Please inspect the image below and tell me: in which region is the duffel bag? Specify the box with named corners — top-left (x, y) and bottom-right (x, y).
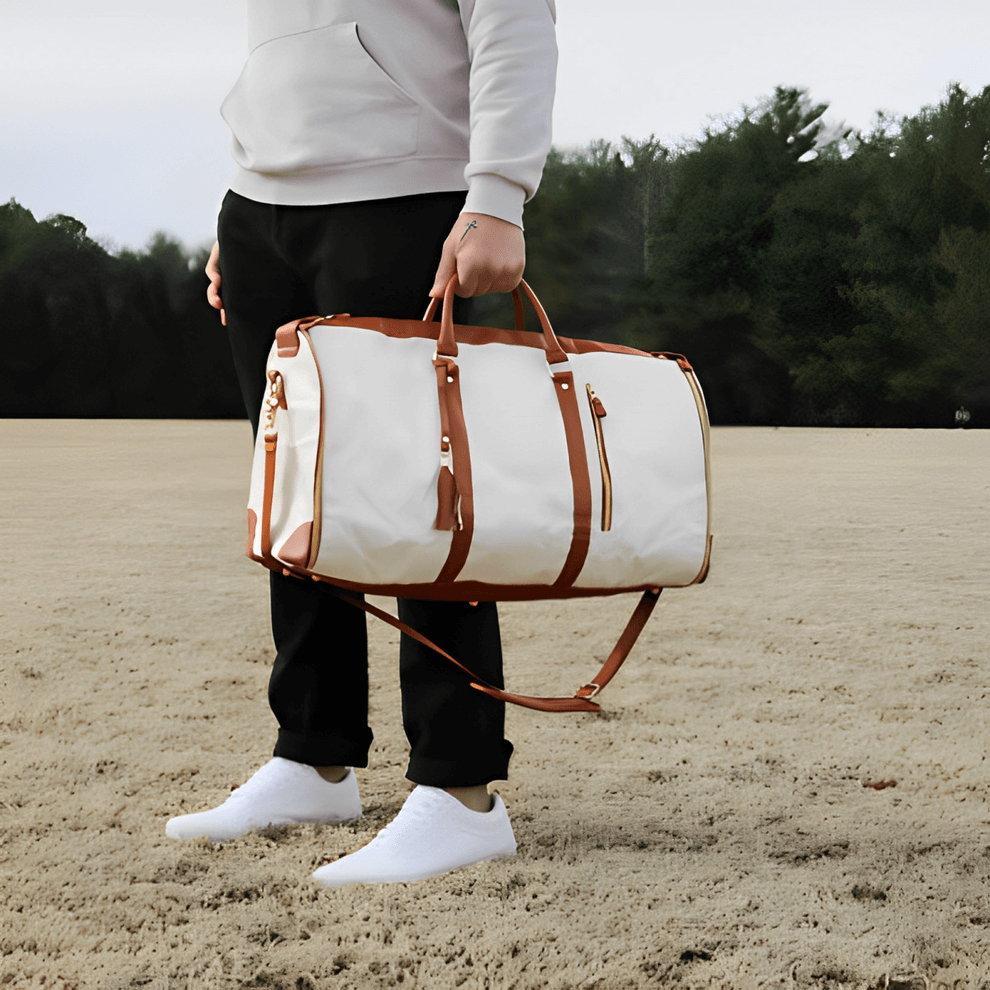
top-left (246, 277), bottom-right (712, 712)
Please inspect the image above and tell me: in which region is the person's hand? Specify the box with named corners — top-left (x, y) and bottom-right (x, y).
top-left (205, 240), bottom-right (226, 325)
top-left (429, 212), bottom-right (525, 298)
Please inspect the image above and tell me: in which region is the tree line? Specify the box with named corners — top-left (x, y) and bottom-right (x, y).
top-left (0, 206), bottom-right (240, 418)
top-left (2, 84), bottom-right (988, 425)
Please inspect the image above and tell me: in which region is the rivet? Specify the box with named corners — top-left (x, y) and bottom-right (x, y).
top-left (442, 436), bottom-right (449, 443)
top-left (447, 376), bottom-right (454, 383)
top-left (561, 382), bottom-right (569, 389)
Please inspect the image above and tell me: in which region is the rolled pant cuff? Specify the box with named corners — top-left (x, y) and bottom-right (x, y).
top-left (406, 742), bottom-right (513, 788)
top-left (273, 728), bottom-right (372, 769)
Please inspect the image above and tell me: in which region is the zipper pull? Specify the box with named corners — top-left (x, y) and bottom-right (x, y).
top-left (264, 371), bottom-right (286, 431)
top-left (586, 384), bottom-right (606, 417)
top-left (585, 383), bottom-right (613, 533)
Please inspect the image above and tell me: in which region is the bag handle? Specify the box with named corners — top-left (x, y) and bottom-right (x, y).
top-left (421, 282), bottom-right (527, 334)
top-left (426, 276), bottom-right (570, 366)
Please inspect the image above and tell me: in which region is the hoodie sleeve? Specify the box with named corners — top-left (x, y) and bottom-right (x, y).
top-left (458, 0), bottom-right (557, 228)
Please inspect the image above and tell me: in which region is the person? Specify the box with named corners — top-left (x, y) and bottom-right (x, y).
top-left (165, 0), bottom-right (558, 887)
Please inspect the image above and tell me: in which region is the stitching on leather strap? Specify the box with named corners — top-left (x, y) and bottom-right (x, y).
top-left (433, 357), bottom-right (474, 583)
top-left (551, 369), bottom-right (592, 588)
top-left (261, 433), bottom-right (277, 561)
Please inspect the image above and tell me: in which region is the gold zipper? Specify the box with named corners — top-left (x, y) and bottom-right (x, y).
top-left (585, 383), bottom-right (612, 532)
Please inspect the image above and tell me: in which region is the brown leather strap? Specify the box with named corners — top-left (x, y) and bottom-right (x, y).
top-left (421, 289), bottom-right (526, 333)
top-left (432, 358), bottom-right (458, 531)
top-left (571, 588), bottom-right (661, 698)
top-left (433, 356), bottom-right (475, 583)
top-left (435, 277), bottom-right (567, 364)
top-left (551, 368), bottom-right (593, 589)
top-left (261, 433), bottom-right (277, 560)
top-left (516, 280), bottom-right (569, 365)
top-left (328, 585), bottom-right (661, 713)
top-left (512, 289), bottom-right (525, 334)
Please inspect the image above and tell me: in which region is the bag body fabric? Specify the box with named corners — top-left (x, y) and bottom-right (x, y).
top-left (246, 280), bottom-right (711, 710)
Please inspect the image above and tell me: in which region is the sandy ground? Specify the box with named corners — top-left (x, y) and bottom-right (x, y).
top-left (1, 420), bottom-right (989, 990)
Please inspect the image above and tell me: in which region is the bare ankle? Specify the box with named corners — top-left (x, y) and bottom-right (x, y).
top-left (444, 785), bottom-right (493, 813)
top-left (315, 765), bottom-right (349, 784)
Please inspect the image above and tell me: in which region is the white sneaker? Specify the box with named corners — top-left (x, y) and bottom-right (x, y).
top-left (165, 758), bottom-right (361, 841)
top-left (311, 785), bottom-right (516, 887)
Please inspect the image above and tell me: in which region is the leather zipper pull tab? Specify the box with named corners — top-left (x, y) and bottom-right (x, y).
top-left (592, 396), bottom-right (607, 418)
top-left (434, 444), bottom-right (460, 531)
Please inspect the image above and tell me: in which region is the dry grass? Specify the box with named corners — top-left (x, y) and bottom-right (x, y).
top-left (1, 421), bottom-right (989, 989)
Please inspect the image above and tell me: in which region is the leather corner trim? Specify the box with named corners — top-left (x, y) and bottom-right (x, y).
top-left (278, 522), bottom-right (314, 568)
top-left (246, 508), bottom-right (259, 560)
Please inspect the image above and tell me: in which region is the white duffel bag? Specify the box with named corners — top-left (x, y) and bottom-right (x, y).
top-left (246, 278), bottom-right (712, 711)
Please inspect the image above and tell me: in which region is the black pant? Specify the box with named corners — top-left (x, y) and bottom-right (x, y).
top-left (218, 189), bottom-right (513, 786)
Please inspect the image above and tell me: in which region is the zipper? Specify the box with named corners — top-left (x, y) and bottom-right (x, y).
top-left (585, 383), bottom-right (612, 532)
top-left (260, 370), bottom-right (287, 562)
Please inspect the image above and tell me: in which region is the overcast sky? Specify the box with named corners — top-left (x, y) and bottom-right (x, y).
top-left (1, 0), bottom-right (987, 252)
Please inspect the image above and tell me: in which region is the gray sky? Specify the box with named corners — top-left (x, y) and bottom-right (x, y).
top-left (1, 0), bottom-right (987, 252)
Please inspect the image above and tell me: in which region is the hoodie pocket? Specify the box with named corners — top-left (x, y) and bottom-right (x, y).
top-left (221, 21), bottom-right (420, 173)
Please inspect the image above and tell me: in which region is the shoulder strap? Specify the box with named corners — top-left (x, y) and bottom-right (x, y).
top-left (331, 587), bottom-right (662, 713)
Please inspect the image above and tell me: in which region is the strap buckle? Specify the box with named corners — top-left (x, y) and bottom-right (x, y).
top-left (574, 682), bottom-right (602, 700)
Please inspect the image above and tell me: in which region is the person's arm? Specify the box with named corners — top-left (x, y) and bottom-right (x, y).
top-left (429, 212), bottom-right (525, 297)
top-left (430, 0), bottom-right (556, 298)
top-left (205, 240), bottom-right (226, 324)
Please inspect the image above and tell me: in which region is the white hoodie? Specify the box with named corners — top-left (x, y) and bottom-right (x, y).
top-left (221, 0), bottom-right (557, 228)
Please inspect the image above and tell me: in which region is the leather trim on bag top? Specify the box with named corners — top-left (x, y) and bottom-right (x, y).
top-left (301, 315), bottom-right (656, 359)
